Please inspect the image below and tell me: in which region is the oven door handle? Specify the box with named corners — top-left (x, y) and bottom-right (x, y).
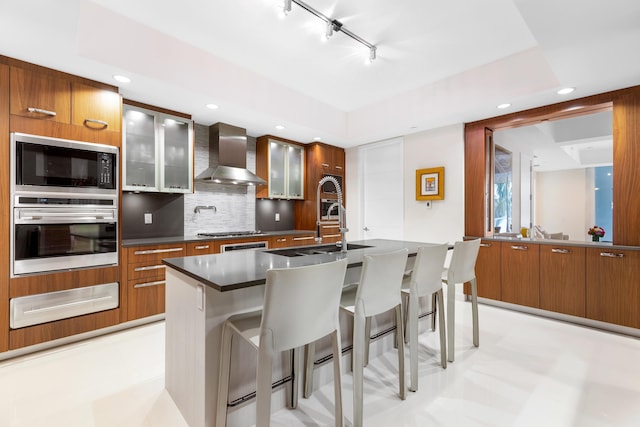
top-left (16, 210), bottom-right (116, 223)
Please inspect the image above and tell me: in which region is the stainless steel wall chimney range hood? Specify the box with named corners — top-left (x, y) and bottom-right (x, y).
top-left (195, 122), bottom-right (267, 186)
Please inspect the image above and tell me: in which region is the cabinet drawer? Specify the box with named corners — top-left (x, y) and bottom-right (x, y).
top-left (290, 234), bottom-right (316, 246)
top-left (187, 241), bottom-right (218, 256)
top-left (127, 261), bottom-right (167, 281)
top-left (127, 279), bottom-right (165, 320)
top-left (127, 244), bottom-right (186, 263)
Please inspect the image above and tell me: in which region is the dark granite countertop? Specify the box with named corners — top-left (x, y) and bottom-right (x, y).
top-left (466, 235), bottom-right (640, 250)
top-left (122, 230), bottom-right (316, 247)
top-left (162, 239), bottom-right (439, 292)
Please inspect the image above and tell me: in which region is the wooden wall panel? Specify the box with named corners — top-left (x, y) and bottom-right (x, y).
top-left (0, 62), bottom-right (9, 352)
top-left (464, 125), bottom-right (487, 237)
top-left (464, 85), bottom-right (640, 247)
top-left (612, 87), bottom-right (640, 246)
top-left (9, 266), bottom-right (120, 298)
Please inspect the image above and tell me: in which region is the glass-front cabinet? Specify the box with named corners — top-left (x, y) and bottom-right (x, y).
top-left (266, 139), bottom-right (304, 199)
top-left (123, 104), bottom-right (193, 193)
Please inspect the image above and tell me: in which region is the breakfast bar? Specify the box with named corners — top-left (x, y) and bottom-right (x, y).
top-left (162, 239), bottom-right (438, 427)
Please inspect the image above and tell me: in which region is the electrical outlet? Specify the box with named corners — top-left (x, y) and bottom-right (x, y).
top-left (144, 213), bottom-right (153, 224)
top-left (425, 201), bottom-right (432, 209)
top-left (275, 213), bottom-right (280, 222)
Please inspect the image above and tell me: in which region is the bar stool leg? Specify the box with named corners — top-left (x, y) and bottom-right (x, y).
top-left (437, 289), bottom-right (447, 369)
top-left (303, 343), bottom-right (315, 398)
top-left (394, 305), bottom-right (406, 400)
top-left (216, 322), bottom-right (234, 427)
top-left (331, 329), bottom-right (344, 427)
top-left (471, 278), bottom-right (479, 347)
top-left (447, 281), bottom-right (456, 363)
top-left (256, 331), bottom-right (274, 427)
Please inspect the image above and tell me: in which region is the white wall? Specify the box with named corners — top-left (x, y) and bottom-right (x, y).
top-left (346, 124), bottom-right (465, 244)
top-left (535, 168), bottom-right (594, 241)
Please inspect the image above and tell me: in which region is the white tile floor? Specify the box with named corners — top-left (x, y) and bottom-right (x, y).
top-left (1, 297), bottom-right (640, 427)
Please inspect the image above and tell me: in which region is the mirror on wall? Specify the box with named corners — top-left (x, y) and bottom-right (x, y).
top-left (493, 109), bottom-right (613, 242)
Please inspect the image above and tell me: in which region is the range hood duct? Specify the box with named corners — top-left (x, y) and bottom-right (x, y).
top-left (195, 122), bottom-right (266, 186)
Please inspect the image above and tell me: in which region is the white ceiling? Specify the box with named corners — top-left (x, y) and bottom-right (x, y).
top-left (1, 0), bottom-right (639, 148)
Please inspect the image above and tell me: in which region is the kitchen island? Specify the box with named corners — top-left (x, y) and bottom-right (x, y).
top-left (162, 239), bottom-right (440, 427)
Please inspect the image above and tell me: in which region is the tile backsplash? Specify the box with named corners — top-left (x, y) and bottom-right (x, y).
top-left (183, 123), bottom-right (257, 236)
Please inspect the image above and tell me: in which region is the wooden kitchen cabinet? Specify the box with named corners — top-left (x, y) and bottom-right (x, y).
top-left (9, 62), bottom-right (122, 145)
top-left (540, 244), bottom-right (586, 317)
top-left (465, 240), bottom-right (501, 300)
top-left (256, 136), bottom-right (305, 199)
top-left (500, 242), bottom-right (540, 308)
top-left (122, 102), bottom-right (194, 193)
top-left (270, 233), bottom-right (316, 248)
top-left (316, 142), bottom-right (345, 174)
top-left (187, 240), bottom-right (218, 256)
top-left (585, 247), bottom-right (640, 328)
top-left (123, 243), bottom-right (186, 321)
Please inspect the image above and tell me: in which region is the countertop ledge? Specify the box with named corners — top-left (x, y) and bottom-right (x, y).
top-left (466, 236), bottom-right (640, 250)
top-left (122, 230), bottom-right (316, 247)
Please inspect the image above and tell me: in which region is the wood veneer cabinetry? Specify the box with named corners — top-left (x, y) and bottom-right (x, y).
top-left (8, 60), bottom-right (122, 146)
top-left (500, 242), bottom-right (540, 308)
top-left (585, 247), bottom-right (640, 328)
top-left (0, 62), bottom-right (9, 353)
top-left (270, 233), bottom-right (316, 248)
top-left (539, 245), bottom-right (586, 317)
top-left (467, 240), bottom-right (501, 300)
top-left (123, 243), bottom-right (186, 321)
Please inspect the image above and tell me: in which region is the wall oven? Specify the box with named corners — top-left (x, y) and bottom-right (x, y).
top-left (321, 198), bottom-right (340, 220)
top-left (321, 173), bottom-right (343, 194)
top-left (10, 133), bottom-right (119, 277)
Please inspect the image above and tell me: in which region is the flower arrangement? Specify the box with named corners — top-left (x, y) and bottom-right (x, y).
top-left (588, 226), bottom-right (605, 241)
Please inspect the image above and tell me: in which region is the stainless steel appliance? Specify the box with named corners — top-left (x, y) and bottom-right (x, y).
top-left (321, 198), bottom-right (340, 220)
top-left (12, 132), bottom-right (117, 197)
top-left (220, 241), bottom-right (269, 252)
top-left (10, 133), bottom-right (119, 276)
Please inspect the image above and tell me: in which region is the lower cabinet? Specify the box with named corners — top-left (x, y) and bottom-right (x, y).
top-left (585, 247), bottom-right (640, 329)
top-left (124, 243), bottom-right (186, 321)
top-left (271, 233), bottom-right (316, 248)
top-left (318, 222), bottom-right (342, 244)
top-left (540, 245), bottom-right (586, 317)
top-left (501, 242), bottom-right (540, 308)
top-left (470, 240), bottom-right (501, 300)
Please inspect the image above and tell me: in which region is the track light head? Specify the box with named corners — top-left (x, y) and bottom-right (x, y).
top-left (283, 0), bottom-right (292, 15)
top-left (368, 46), bottom-right (377, 63)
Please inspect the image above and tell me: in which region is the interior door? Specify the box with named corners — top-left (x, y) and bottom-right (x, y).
top-left (360, 138), bottom-right (404, 240)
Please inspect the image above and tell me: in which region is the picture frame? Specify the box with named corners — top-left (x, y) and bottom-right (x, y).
top-left (416, 167), bottom-right (444, 201)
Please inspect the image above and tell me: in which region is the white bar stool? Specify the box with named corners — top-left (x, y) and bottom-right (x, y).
top-left (442, 238), bottom-right (481, 362)
top-left (337, 249), bottom-right (409, 427)
top-left (216, 258), bottom-right (348, 427)
top-left (401, 243), bottom-right (449, 392)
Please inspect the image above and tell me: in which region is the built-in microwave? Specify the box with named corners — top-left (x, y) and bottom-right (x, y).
top-left (321, 173), bottom-right (343, 194)
top-left (11, 133), bottom-right (118, 203)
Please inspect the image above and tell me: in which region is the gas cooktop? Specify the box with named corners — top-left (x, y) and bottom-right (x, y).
top-left (197, 230), bottom-right (264, 238)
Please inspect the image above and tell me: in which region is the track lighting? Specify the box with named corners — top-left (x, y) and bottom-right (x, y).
top-left (282, 0), bottom-right (377, 63)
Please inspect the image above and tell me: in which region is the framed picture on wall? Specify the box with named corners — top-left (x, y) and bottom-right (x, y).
top-left (416, 167), bottom-right (444, 200)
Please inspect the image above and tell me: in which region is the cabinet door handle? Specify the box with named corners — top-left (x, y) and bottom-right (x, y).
top-left (480, 243), bottom-right (492, 247)
top-left (133, 280), bottom-right (166, 289)
top-left (134, 247), bottom-right (184, 255)
top-left (600, 252), bottom-right (624, 258)
top-left (511, 245), bottom-right (529, 250)
top-left (134, 264), bottom-right (166, 272)
top-left (84, 118), bottom-right (109, 128)
top-left (551, 248), bottom-right (572, 254)
top-left (324, 234), bottom-right (341, 238)
top-left (276, 238), bottom-right (287, 242)
top-left (293, 236), bottom-right (314, 241)
top-left (321, 163), bottom-right (330, 168)
top-left (193, 245), bottom-right (210, 250)
top-left (27, 107), bottom-right (56, 117)
top-left (335, 165), bottom-right (343, 170)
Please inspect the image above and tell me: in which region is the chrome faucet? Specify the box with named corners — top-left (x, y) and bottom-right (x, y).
top-left (317, 176), bottom-right (348, 253)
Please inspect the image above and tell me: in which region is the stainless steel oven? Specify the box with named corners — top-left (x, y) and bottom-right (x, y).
top-left (12, 207), bottom-right (118, 276)
top-left (321, 198), bottom-right (340, 220)
top-left (10, 132), bottom-right (119, 276)
top-left (220, 241), bottom-right (269, 252)
top-left (321, 174), bottom-right (343, 194)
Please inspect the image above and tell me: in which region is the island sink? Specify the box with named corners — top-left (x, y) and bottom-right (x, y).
top-left (266, 243), bottom-right (373, 257)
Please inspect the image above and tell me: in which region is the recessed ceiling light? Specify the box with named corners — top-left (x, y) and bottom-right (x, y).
top-left (557, 87), bottom-right (575, 95)
top-left (313, 137), bottom-right (322, 141)
top-left (275, 125), bottom-right (285, 130)
top-left (206, 103), bottom-right (219, 110)
top-left (497, 103), bottom-right (511, 109)
top-left (113, 75), bottom-right (131, 83)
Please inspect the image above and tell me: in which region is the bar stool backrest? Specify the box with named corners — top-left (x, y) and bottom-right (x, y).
top-left (447, 239), bottom-right (481, 284)
top-left (261, 258), bottom-right (348, 352)
top-left (355, 249), bottom-right (409, 317)
top-left (410, 244), bottom-right (449, 297)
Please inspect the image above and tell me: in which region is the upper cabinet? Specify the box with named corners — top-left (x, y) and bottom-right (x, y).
top-left (256, 136), bottom-right (305, 199)
top-left (318, 143), bottom-right (345, 174)
top-left (9, 64), bottom-right (121, 145)
top-left (122, 103), bottom-right (193, 193)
